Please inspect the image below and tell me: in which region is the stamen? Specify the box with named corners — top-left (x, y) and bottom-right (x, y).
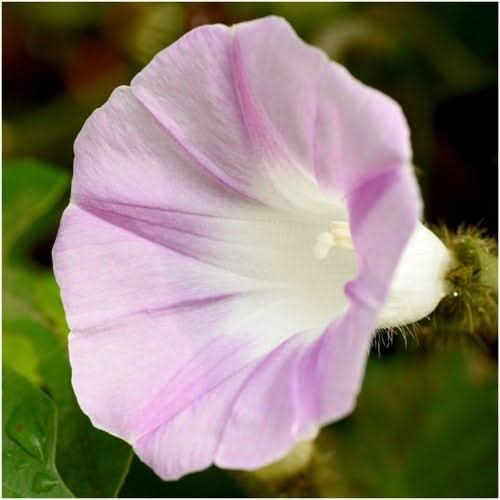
top-left (330, 221), bottom-right (354, 250)
top-left (313, 232), bottom-right (335, 259)
top-left (313, 221), bottom-right (354, 259)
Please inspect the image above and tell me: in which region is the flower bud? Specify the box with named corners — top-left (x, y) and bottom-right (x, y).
top-left (252, 440), bottom-right (315, 481)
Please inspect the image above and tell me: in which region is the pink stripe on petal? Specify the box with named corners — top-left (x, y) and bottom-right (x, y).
top-left (232, 17), bottom-right (326, 176)
top-left (53, 205), bottom-right (265, 330)
top-left (134, 364), bottom-right (259, 480)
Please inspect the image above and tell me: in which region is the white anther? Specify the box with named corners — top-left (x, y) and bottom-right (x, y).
top-left (313, 232), bottom-right (335, 259)
top-left (330, 221), bottom-right (354, 250)
top-left (313, 221), bottom-right (354, 259)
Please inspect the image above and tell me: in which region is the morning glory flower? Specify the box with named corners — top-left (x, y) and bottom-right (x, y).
top-left (53, 17), bottom-right (451, 480)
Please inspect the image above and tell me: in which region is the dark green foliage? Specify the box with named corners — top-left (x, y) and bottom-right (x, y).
top-left (3, 366), bottom-right (73, 498)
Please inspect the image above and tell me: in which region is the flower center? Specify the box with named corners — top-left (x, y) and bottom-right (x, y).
top-left (313, 221), bottom-right (354, 259)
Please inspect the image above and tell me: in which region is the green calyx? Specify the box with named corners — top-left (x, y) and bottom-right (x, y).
top-left (426, 225), bottom-right (497, 344)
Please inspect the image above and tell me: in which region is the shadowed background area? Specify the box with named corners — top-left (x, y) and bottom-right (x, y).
top-left (3, 2), bottom-right (498, 498)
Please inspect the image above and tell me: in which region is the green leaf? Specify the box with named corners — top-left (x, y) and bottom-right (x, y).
top-left (35, 273), bottom-right (70, 335)
top-left (2, 158), bottom-right (69, 263)
top-left (2, 366), bottom-right (73, 497)
top-left (2, 333), bottom-right (42, 386)
top-left (3, 267), bottom-right (67, 346)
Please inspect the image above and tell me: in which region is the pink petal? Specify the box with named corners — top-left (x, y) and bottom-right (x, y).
top-left (53, 16), bottom-right (422, 480)
top-left (130, 23), bottom-right (275, 205)
top-left (134, 363), bottom-right (258, 480)
top-left (55, 206), bottom-right (317, 440)
top-left (54, 205), bottom-right (263, 330)
top-left (314, 60), bottom-right (412, 194)
top-left (72, 86), bottom-right (253, 216)
top-left (223, 16), bottom-right (412, 194)
top-left (229, 17), bottom-right (325, 173)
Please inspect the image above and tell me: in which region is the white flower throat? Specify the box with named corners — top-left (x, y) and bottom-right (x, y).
top-left (217, 173), bottom-right (452, 335)
top-left (309, 217), bottom-right (452, 328)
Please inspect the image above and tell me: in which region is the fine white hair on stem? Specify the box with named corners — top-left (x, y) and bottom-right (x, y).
top-left (372, 320), bottom-right (422, 356)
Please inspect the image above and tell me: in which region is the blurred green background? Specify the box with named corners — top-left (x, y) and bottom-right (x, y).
top-left (2, 2), bottom-right (498, 498)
